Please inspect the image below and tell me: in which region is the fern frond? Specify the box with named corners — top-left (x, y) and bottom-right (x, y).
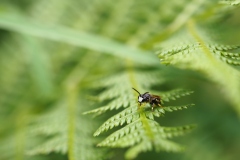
top-left (84, 72), bottom-right (193, 117)
top-left (27, 51), bottom-right (107, 160)
top-left (96, 109), bottom-right (194, 159)
top-left (2, 0), bottom-right (235, 160)
top-left (27, 98), bottom-right (105, 160)
top-left (86, 69), bottom-right (195, 159)
top-left (156, 20), bottom-right (240, 114)
top-left (0, 109), bottom-right (34, 160)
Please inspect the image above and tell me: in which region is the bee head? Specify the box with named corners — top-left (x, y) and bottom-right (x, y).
top-left (132, 88), bottom-right (149, 103)
top-left (138, 95), bottom-right (144, 102)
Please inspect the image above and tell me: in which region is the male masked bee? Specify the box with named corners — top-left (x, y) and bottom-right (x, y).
top-left (132, 88), bottom-right (162, 111)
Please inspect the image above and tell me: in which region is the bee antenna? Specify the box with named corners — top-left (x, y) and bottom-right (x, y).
top-left (132, 88), bottom-right (141, 95)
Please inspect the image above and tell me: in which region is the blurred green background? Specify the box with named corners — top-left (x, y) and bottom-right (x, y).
top-left (0, 0), bottom-right (240, 160)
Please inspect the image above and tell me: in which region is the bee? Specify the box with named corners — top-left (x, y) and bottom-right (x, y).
top-left (132, 88), bottom-right (162, 111)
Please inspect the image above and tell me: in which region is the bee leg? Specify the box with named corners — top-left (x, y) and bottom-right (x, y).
top-left (158, 103), bottom-right (163, 108)
top-left (155, 101), bottom-right (162, 108)
top-left (138, 102), bottom-right (141, 109)
top-left (150, 103), bottom-right (154, 111)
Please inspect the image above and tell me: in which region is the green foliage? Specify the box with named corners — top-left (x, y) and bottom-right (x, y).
top-left (156, 21), bottom-right (240, 114)
top-left (220, 0), bottom-right (240, 6)
top-left (84, 69), bottom-right (195, 159)
top-left (0, 0), bottom-right (240, 160)
top-left (27, 99), bottom-right (105, 160)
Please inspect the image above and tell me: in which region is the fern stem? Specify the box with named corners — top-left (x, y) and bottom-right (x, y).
top-left (139, 109), bottom-right (155, 140)
top-left (126, 59), bottom-right (155, 141)
top-left (187, 20), bottom-right (223, 68)
top-left (64, 52), bottom-right (101, 160)
top-left (15, 109), bottom-right (28, 160)
top-left (66, 89), bottom-right (77, 160)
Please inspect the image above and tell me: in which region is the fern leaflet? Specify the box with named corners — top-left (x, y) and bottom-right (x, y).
top-left (220, 0), bottom-right (240, 6)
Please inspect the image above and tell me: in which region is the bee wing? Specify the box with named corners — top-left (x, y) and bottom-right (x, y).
top-left (151, 95), bottom-right (161, 99)
top-left (151, 95), bottom-right (161, 101)
top-left (151, 95), bottom-right (162, 106)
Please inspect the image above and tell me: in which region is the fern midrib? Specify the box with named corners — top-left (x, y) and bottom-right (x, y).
top-left (66, 89), bottom-right (77, 160)
top-left (139, 110), bottom-right (155, 140)
top-left (126, 60), bottom-right (155, 141)
top-left (65, 52), bottom-right (101, 160)
top-left (187, 19), bottom-right (240, 114)
top-left (15, 109), bottom-right (29, 160)
top-left (187, 20), bottom-right (222, 67)
top-left (187, 20), bottom-right (239, 81)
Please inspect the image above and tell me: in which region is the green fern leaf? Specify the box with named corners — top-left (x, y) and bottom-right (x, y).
top-left (27, 98), bottom-right (106, 160)
top-left (160, 89), bottom-right (194, 102)
top-left (93, 105), bottom-right (139, 136)
top-left (208, 44), bottom-right (240, 51)
top-left (26, 52), bottom-right (107, 160)
top-left (84, 71), bottom-right (163, 116)
top-left (164, 104), bottom-right (195, 112)
top-left (86, 69), bottom-right (195, 159)
top-left (156, 20), bottom-right (240, 114)
top-left (2, 0), bottom-right (237, 160)
top-left (125, 139), bottom-right (183, 160)
top-left (96, 109), bottom-right (194, 159)
top-left (161, 125), bottom-right (197, 138)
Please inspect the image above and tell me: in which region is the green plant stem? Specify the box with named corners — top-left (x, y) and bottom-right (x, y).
top-left (66, 88), bottom-right (77, 160)
top-left (15, 109), bottom-right (29, 160)
top-left (64, 52), bottom-right (100, 160)
top-left (126, 59), bottom-right (155, 141)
